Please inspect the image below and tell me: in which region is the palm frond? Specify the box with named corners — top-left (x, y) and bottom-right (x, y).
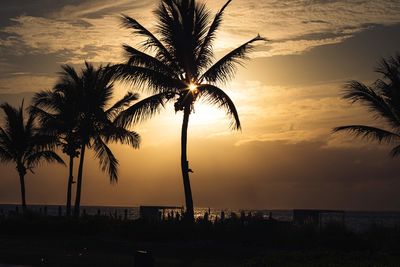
top-left (115, 92), bottom-right (172, 128)
top-left (113, 64), bottom-right (185, 94)
top-left (105, 92), bottom-right (140, 121)
top-left (198, 84), bottom-right (241, 130)
top-left (93, 137), bottom-right (118, 183)
top-left (121, 14), bottom-right (175, 67)
top-left (30, 133), bottom-right (60, 151)
top-left (123, 45), bottom-right (178, 77)
top-left (343, 81), bottom-right (400, 128)
top-left (196, 0), bottom-right (232, 71)
top-left (0, 145), bottom-right (13, 163)
top-left (390, 144), bottom-right (400, 157)
top-left (199, 35), bottom-right (266, 84)
top-left (0, 127), bottom-right (15, 160)
top-left (31, 90), bottom-right (60, 112)
top-left (25, 150), bottom-right (65, 169)
top-left (29, 106), bottom-right (57, 128)
top-left (58, 64), bottom-right (81, 86)
top-left (103, 125), bottom-right (140, 149)
top-left (0, 102), bottom-right (22, 137)
top-left (375, 54), bottom-right (400, 85)
top-left (332, 125), bottom-right (400, 144)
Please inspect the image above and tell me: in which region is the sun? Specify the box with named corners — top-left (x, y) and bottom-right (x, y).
top-left (188, 83), bottom-right (197, 92)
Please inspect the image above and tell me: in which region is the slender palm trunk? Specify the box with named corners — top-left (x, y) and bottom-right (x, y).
top-left (181, 106), bottom-right (194, 223)
top-left (18, 172), bottom-right (27, 213)
top-left (66, 155), bottom-right (74, 216)
top-left (74, 145), bottom-right (86, 217)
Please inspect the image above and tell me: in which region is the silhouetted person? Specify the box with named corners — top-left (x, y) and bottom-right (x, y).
top-left (124, 209), bottom-right (128, 220)
top-left (204, 212), bottom-right (209, 222)
top-left (221, 211), bottom-right (225, 221)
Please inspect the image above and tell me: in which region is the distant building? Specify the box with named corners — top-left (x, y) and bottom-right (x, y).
top-left (293, 209), bottom-right (345, 227)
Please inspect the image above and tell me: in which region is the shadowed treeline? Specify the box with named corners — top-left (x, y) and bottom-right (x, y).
top-left (0, 210), bottom-right (400, 266)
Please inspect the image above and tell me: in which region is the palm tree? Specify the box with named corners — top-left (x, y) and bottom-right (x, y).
top-left (114, 0), bottom-right (265, 222)
top-left (333, 54), bottom-right (400, 156)
top-left (72, 62), bottom-right (141, 217)
top-left (0, 101), bottom-right (65, 212)
top-left (29, 65), bottom-right (83, 216)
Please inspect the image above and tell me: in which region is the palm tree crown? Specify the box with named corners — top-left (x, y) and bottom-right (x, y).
top-left (115, 0), bottom-right (265, 127)
top-left (72, 62), bottom-right (141, 216)
top-left (0, 101), bottom-right (64, 210)
top-left (30, 65), bottom-right (84, 216)
top-left (114, 0), bottom-right (265, 221)
top-left (333, 54), bottom-right (400, 156)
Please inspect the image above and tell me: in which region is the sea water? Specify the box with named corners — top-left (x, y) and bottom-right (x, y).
top-left (1, 204), bottom-right (399, 232)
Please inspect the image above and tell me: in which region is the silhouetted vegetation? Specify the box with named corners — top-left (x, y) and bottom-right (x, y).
top-left (30, 65), bottom-right (84, 216)
top-left (0, 102), bottom-right (65, 211)
top-left (334, 53), bottom-right (400, 155)
top-left (113, 0), bottom-right (265, 223)
top-left (31, 62), bottom-right (141, 217)
top-left (0, 214), bottom-right (399, 266)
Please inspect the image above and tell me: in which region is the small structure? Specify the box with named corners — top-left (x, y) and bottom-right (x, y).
top-left (139, 206), bottom-right (183, 223)
top-left (293, 209), bottom-right (345, 227)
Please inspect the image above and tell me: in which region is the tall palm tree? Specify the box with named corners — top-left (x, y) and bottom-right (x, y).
top-left (73, 62), bottom-right (141, 217)
top-left (114, 0), bottom-right (265, 222)
top-left (0, 101), bottom-right (65, 212)
top-left (30, 65), bottom-right (83, 216)
top-left (333, 54), bottom-right (400, 156)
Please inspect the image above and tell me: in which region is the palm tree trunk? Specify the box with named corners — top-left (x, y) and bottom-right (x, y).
top-left (181, 106), bottom-right (194, 223)
top-left (18, 172), bottom-right (27, 213)
top-left (74, 145), bottom-right (86, 217)
top-left (66, 155), bottom-right (74, 216)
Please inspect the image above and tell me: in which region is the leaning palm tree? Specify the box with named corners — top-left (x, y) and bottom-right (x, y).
top-left (114, 0), bottom-right (265, 222)
top-left (0, 101), bottom-right (65, 212)
top-left (30, 65), bottom-right (83, 216)
top-left (73, 62), bottom-right (141, 217)
top-left (333, 54), bottom-right (400, 156)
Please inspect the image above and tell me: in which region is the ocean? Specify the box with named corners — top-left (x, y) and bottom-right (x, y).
top-left (1, 204), bottom-right (399, 232)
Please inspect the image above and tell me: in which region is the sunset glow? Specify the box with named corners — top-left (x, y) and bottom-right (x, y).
top-left (188, 83), bottom-right (198, 93)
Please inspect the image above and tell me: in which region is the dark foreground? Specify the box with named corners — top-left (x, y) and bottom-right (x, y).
top-left (0, 215), bottom-right (399, 267)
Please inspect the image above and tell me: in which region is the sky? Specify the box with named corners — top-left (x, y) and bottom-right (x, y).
top-left (1, 0), bottom-right (400, 210)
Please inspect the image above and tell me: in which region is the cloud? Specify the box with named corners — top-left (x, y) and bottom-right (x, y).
top-left (1, 0), bottom-right (400, 68)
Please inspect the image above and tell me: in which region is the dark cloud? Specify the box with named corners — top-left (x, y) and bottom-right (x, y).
top-left (0, 0), bottom-right (83, 27)
top-left (302, 20), bottom-right (330, 25)
top-left (239, 23), bottom-right (400, 86)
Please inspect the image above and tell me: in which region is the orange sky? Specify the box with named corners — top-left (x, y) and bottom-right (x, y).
top-left (1, 0), bottom-right (400, 210)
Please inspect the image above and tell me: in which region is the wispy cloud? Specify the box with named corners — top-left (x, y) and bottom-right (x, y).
top-left (1, 0), bottom-right (400, 66)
